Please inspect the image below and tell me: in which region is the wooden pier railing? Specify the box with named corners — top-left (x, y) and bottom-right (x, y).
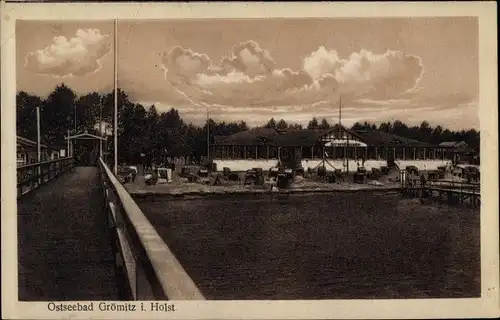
top-left (400, 174), bottom-right (481, 207)
top-left (98, 158), bottom-right (205, 300)
top-left (17, 157), bottom-right (74, 198)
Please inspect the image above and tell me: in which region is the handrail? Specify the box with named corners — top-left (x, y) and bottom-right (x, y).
top-left (98, 158), bottom-right (205, 300)
top-left (427, 180), bottom-right (481, 189)
top-left (17, 157), bottom-right (74, 198)
top-left (17, 157), bottom-right (71, 169)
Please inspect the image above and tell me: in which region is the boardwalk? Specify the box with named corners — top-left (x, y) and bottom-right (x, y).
top-left (17, 167), bottom-right (119, 301)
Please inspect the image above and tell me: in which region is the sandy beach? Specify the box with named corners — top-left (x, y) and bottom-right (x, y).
top-left (125, 173), bottom-right (402, 199)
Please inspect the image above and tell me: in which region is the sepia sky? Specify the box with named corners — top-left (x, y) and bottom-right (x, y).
top-left (16, 17), bottom-right (479, 129)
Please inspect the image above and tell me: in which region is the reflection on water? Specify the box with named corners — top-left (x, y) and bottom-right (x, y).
top-left (137, 192), bottom-right (480, 300)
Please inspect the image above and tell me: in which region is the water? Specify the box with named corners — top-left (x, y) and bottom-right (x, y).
top-left (136, 192), bottom-right (480, 300)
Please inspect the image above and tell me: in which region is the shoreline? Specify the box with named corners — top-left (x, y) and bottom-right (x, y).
top-left (128, 184), bottom-right (403, 200)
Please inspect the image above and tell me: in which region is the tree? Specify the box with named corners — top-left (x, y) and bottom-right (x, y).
top-left (16, 91), bottom-right (42, 140)
top-left (431, 125), bottom-right (443, 144)
top-left (351, 122), bottom-right (363, 130)
top-left (307, 117), bottom-right (319, 129)
top-left (15, 86), bottom-right (481, 163)
top-left (276, 119), bottom-right (288, 129)
top-left (288, 123), bottom-right (303, 130)
top-left (42, 83), bottom-right (77, 146)
top-left (319, 118), bottom-right (331, 129)
top-left (392, 120), bottom-right (408, 136)
top-left (75, 92), bottom-right (102, 134)
top-left (378, 121), bottom-right (392, 133)
top-left (264, 118), bottom-right (277, 128)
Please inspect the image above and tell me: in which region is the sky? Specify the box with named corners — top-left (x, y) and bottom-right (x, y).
top-left (16, 17), bottom-right (479, 130)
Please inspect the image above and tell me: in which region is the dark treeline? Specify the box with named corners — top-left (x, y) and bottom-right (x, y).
top-left (17, 84), bottom-right (480, 163)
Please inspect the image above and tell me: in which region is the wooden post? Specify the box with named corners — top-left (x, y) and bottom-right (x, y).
top-left (424, 148), bottom-right (426, 160)
top-left (402, 147), bottom-right (405, 160)
top-left (413, 148), bottom-right (416, 160)
top-left (375, 147), bottom-right (378, 159)
top-left (255, 146), bottom-right (258, 159)
top-left (113, 19), bottom-right (118, 175)
top-left (36, 106), bottom-right (41, 163)
top-left (311, 146), bottom-right (314, 159)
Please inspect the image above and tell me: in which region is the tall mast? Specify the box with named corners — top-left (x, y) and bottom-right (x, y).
top-left (206, 108), bottom-right (210, 159)
top-left (99, 101), bottom-right (103, 158)
top-left (113, 19), bottom-right (118, 174)
top-left (338, 95), bottom-right (342, 138)
top-left (37, 106), bottom-right (41, 163)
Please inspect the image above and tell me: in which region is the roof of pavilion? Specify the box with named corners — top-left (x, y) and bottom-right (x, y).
top-left (214, 128), bottom-right (335, 147)
top-left (214, 127), bottom-right (435, 148)
top-left (348, 129), bottom-right (434, 147)
top-left (17, 136), bottom-right (47, 148)
top-left (65, 130), bottom-right (106, 141)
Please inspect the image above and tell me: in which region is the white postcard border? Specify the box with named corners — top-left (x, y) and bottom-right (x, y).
top-left (1, 2), bottom-right (498, 319)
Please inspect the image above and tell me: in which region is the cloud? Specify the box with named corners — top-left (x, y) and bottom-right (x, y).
top-left (303, 47), bottom-right (424, 98)
top-left (24, 29), bottom-right (111, 77)
top-left (130, 40), bottom-right (475, 129)
top-left (159, 41), bottom-right (424, 110)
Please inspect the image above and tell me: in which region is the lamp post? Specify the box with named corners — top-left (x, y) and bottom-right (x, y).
top-left (113, 18), bottom-right (118, 175)
top-left (99, 102), bottom-right (103, 158)
top-left (206, 108), bottom-right (210, 160)
top-left (36, 106), bottom-right (41, 163)
top-left (36, 105), bottom-right (42, 185)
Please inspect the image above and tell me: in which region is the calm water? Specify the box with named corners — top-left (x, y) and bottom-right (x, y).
top-left (136, 192), bottom-right (480, 300)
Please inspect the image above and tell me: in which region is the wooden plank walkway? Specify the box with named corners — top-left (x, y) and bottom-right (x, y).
top-left (17, 167), bottom-right (119, 301)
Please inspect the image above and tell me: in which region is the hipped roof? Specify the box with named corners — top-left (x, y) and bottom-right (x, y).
top-left (348, 129), bottom-right (434, 147)
top-left (214, 128), bottom-right (334, 147)
top-left (214, 128), bottom-right (434, 148)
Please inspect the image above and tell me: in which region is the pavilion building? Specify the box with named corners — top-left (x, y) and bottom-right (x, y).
top-left (211, 127), bottom-right (456, 173)
top-left (16, 136), bottom-right (65, 166)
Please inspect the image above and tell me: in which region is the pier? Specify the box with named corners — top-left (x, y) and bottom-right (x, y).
top-left (17, 157), bottom-right (205, 301)
top-left (402, 177), bottom-right (480, 207)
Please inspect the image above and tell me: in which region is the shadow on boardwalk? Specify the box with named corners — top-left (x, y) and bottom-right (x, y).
top-left (17, 167), bottom-right (119, 301)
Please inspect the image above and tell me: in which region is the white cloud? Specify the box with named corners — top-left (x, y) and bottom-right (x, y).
top-left (122, 39), bottom-right (476, 129)
top-left (25, 29), bottom-right (111, 77)
top-left (303, 47), bottom-right (424, 98)
top-left (159, 40), bottom-right (424, 110)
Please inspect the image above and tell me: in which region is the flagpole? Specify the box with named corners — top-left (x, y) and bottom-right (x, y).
top-left (74, 105), bottom-right (77, 134)
top-left (99, 102), bottom-right (103, 158)
top-left (206, 108), bottom-right (210, 160)
top-left (338, 95), bottom-right (342, 138)
top-left (67, 130), bottom-right (70, 157)
top-left (113, 18), bottom-right (118, 175)
top-left (37, 106), bottom-right (41, 163)
top-left (37, 106), bottom-right (41, 184)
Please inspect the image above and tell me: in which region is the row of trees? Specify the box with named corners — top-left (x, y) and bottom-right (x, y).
top-left (17, 84), bottom-right (480, 164)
